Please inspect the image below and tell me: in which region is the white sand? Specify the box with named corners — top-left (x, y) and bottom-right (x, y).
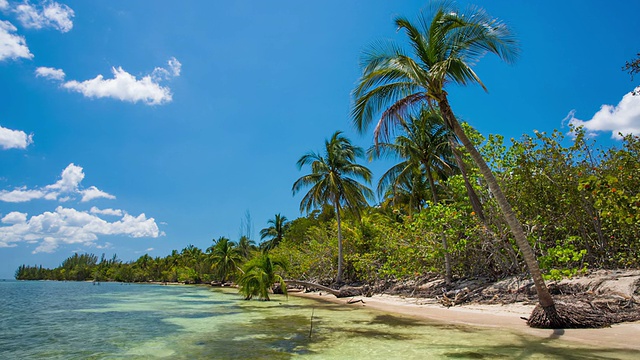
top-left (291, 291), bottom-right (640, 351)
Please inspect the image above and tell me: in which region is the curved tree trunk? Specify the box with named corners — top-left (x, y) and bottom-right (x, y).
top-left (437, 97), bottom-right (557, 322)
top-left (335, 199), bottom-right (344, 284)
top-left (449, 137), bottom-right (486, 222)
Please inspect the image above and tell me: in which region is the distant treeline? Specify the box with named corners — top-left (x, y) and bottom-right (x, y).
top-left (16, 129), bottom-right (640, 284)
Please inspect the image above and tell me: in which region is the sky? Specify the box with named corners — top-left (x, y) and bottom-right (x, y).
top-left (1, 1), bottom-right (638, 279)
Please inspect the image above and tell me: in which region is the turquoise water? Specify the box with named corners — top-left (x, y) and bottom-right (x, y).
top-left (0, 281), bottom-right (636, 359)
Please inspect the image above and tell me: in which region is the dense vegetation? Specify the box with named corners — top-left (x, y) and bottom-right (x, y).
top-left (16, 128), bottom-right (640, 284)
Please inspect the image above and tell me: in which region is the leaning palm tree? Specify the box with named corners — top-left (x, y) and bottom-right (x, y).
top-left (259, 213), bottom-right (290, 251)
top-left (370, 107), bottom-right (457, 283)
top-left (352, 2), bottom-right (596, 328)
top-left (237, 253), bottom-right (288, 301)
top-left (209, 237), bottom-right (242, 283)
top-left (292, 131), bottom-right (374, 283)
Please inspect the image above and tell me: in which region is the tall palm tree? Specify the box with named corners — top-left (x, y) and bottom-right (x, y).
top-left (352, 2), bottom-right (572, 327)
top-left (370, 107), bottom-right (457, 282)
top-left (209, 237), bottom-right (242, 282)
top-left (259, 213), bottom-right (290, 251)
top-left (292, 131), bottom-right (374, 283)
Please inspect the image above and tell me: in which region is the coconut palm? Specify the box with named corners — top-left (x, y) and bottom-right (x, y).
top-left (237, 253), bottom-right (288, 301)
top-left (209, 237), bottom-right (242, 282)
top-left (292, 131), bottom-right (374, 283)
top-left (370, 107), bottom-right (457, 282)
top-left (259, 213), bottom-right (290, 251)
top-left (371, 107), bottom-right (455, 209)
top-left (237, 235), bottom-right (257, 259)
top-left (352, 2), bottom-right (578, 328)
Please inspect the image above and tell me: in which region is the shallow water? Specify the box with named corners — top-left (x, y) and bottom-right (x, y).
top-left (0, 280), bottom-right (635, 359)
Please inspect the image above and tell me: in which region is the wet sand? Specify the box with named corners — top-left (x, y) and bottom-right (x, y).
top-left (291, 291), bottom-right (640, 351)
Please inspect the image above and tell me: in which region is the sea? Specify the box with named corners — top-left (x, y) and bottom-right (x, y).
top-left (0, 280), bottom-right (635, 359)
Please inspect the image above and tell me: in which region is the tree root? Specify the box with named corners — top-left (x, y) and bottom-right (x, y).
top-left (527, 301), bottom-right (611, 329)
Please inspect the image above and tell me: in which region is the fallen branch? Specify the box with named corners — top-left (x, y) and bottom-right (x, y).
top-left (284, 280), bottom-right (340, 296)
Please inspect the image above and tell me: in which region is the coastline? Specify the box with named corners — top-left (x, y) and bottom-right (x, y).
top-left (290, 291), bottom-right (640, 351)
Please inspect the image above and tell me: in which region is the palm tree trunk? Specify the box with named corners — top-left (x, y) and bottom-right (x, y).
top-left (335, 200), bottom-right (344, 284)
top-left (425, 166), bottom-right (452, 285)
top-left (449, 137), bottom-right (486, 222)
top-left (438, 97), bottom-right (555, 311)
top-left (449, 136), bottom-right (520, 272)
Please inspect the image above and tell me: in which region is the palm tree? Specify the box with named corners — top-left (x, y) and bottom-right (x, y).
top-left (378, 167), bottom-right (429, 214)
top-left (370, 107), bottom-right (457, 282)
top-left (371, 108), bottom-right (455, 208)
top-left (352, 2), bottom-right (576, 328)
top-left (259, 213), bottom-right (290, 251)
top-left (237, 253), bottom-right (288, 301)
top-left (237, 235), bottom-right (257, 259)
top-left (292, 131), bottom-right (374, 283)
top-left (209, 237), bottom-right (242, 283)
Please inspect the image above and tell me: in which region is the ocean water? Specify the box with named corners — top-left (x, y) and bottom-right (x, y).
top-left (0, 280), bottom-right (635, 359)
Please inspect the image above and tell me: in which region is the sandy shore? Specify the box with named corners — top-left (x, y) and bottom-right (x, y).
top-left (291, 291), bottom-right (640, 351)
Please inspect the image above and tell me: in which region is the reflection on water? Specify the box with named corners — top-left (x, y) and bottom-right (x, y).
top-left (0, 281), bottom-right (636, 359)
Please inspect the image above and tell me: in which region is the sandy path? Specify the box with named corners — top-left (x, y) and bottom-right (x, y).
top-left (291, 291), bottom-right (640, 351)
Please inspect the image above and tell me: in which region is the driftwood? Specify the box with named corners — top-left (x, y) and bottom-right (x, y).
top-left (284, 280), bottom-right (340, 296)
top-left (284, 280), bottom-right (370, 298)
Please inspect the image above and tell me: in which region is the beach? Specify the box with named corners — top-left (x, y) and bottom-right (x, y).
top-left (291, 291), bottom-right (640, 351)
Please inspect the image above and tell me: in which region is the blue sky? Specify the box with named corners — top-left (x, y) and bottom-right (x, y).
top-left (1, 0), bottom-right (638, 278)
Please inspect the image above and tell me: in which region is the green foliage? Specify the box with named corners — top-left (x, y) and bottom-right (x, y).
top-left (209, 237), bottom-right (242, 282)
top-left (237, 253), bottom-right (288, 301)
top-left (16, 131), bottom-right (640, 287)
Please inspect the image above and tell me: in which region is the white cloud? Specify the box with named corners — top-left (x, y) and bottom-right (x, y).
top-left (152, 57), bottom-right (182, 81)
top-left (0, 20), bottom-right (33, 61)
top-left (81, 186), bottom-right (116, 202)
top-left (0, 163), bottom-right (115, 203)
top-left (14, 1), bottom-right (75, 33)
top-left (35, 66), bottom-right (65, 81)
top-left (0, 206), bottom-right (163, 253)
top-left (0, 0), bottom-right (9, 10)
top-left (90, 207), bottom-right (123, 216)
top-left (2, 211), bottom-right (28, 224)
top-left (567, 86), bottom-right (640, 138)
top-left (64, 66), bottom-right (173, 105)
top-left (0, 124), bottom-right (33, 149)
top-left (45, 163), bottom-right (84, 193)
top-left (0, 188), bottom-right (45, 202)
top-left (168, 57), bottom-right (181, 76)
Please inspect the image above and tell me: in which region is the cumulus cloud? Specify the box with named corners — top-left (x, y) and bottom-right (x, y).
top-left (0, 0), bottom-right (8, 10)
top-left (63, 65), bottom-right (175, 105)
top-left (0, 206), bottom-right (163, 253)
top-left (35, 66), bottom-right (65, 80)
top-left (0, 124), bottom-right (33, 149)
top-left (2, 211), bottom-right (28, 224)
top-left (14, 1), bottom-right (75, 33)
top-left (0, 20), bottom-right (33, 61)
top-left (566, 86), bottom-right (640, 138)
top-left (0, 163), bottom-right (115, 202)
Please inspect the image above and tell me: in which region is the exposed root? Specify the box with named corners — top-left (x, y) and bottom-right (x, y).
top-left (526, 301), bottom-right (611, 329)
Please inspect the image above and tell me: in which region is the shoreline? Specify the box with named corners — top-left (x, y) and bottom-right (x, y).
top-left (290, 291), bottom-right (640, 351)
